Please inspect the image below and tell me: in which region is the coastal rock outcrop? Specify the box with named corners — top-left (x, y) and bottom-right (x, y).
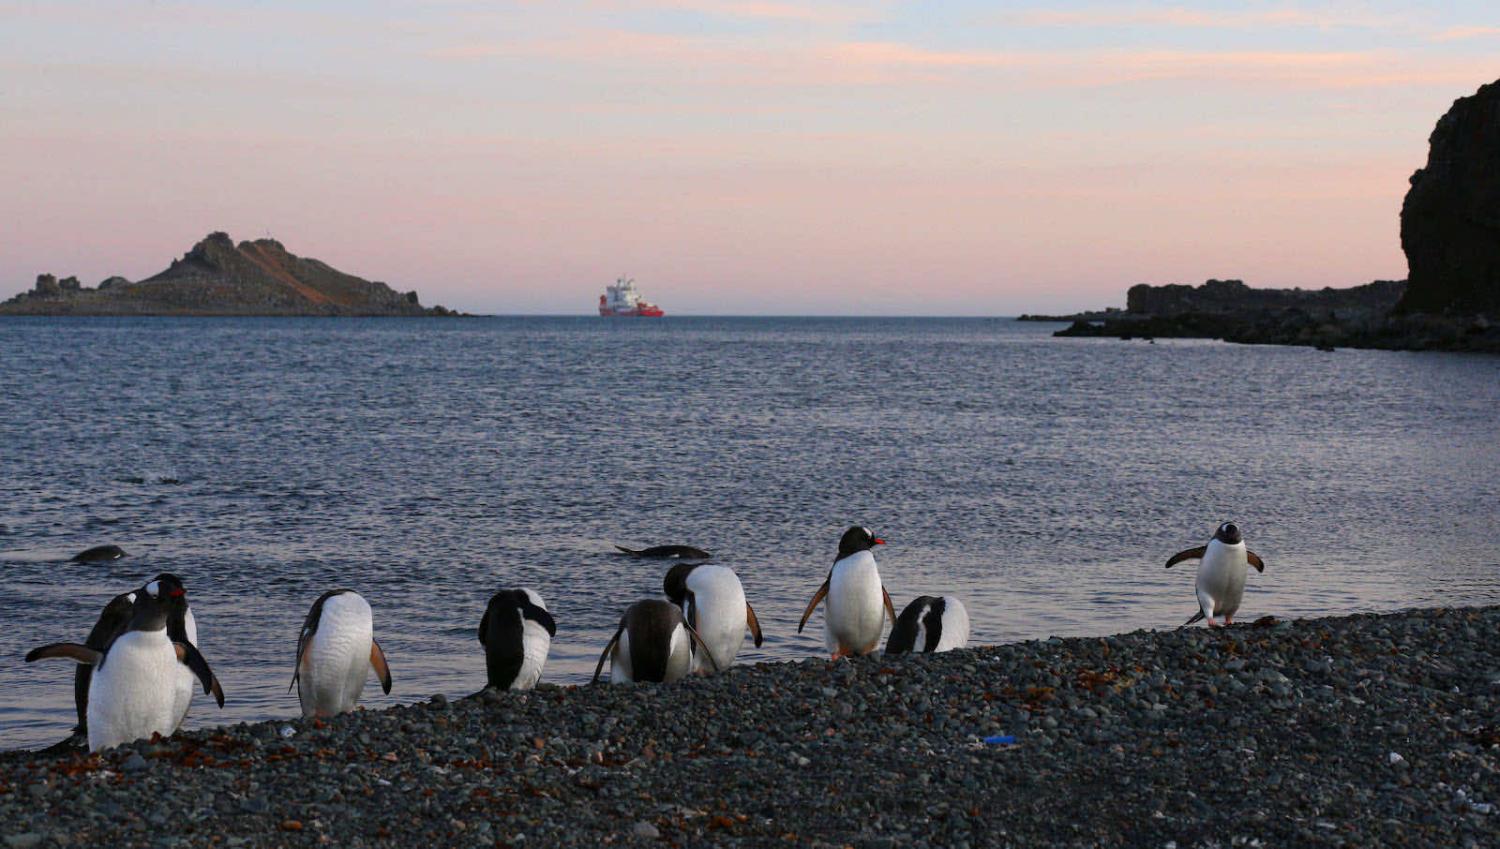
top-left (1399, 80), bottom-right (1500, 317)
top-left (1, 233), bottom-right (459, 317)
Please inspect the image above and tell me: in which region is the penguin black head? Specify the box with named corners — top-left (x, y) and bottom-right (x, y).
top-left (1215, 522), bottom-right (1242, 545)
top-left (837, 526), bottom-right (885, 559)
top-left (662, 562), bottom-right (699, 607)
top-left (128, 581), bottom-right (174, 631)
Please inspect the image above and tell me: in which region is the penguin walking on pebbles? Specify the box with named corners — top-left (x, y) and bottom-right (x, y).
top-left (663, 563), bottom-right (764, 674)
top-left (885, 595), bottom-right (970, 654)
top-left (797, 527), bottom-right (897, 660)
top-left (593, 599), bottom-right (718, 684)
top-left (1166, 522), bottom-right (1266, 627)
top-left (26, 579), bottom-right (224, 752)
top-left (290, 589), bottom-right (393, 717)
top-left (478, 588), bottom-right (556, 690)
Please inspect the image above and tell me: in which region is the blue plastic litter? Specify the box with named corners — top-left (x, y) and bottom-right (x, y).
top-left (983, 735), bottom-right (1017, 745)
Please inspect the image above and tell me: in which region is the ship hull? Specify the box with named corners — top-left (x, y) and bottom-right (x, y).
top-left (598, 306), bottom-right (665, 317)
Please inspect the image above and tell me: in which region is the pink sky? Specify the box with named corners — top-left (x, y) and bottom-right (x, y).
top-left (2, 1), bottom-right (1496, 314)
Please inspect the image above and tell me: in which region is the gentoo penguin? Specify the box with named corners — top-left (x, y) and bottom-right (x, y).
top-left (592, 599), bottom-right (718, 684)
top-left (71, 573), bottom-right (202, 739)
top-left (25, 579), bottom-right (224, 752)
top-left (614, 544), bottom-right (712, 560)
top-left (289, 589), bottom-right (393, 717)
top-left (663, 563), bottom-right (763, 674)
top-left (797, 526), bottom-right (897, 659)
top-left (1166, 522), bottom-right (1266, 627)
top-left (71, 544), bottom-right (126, 563)
top-left (478, 588), bottom-right (556, 690)
top-left (71, 590), bottom-right (137, 739)
top-left (885, 595), bottom-right (970, 654)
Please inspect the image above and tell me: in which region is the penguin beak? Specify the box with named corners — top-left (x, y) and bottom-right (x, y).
top-left (169, 587), bottom-right (186, 599)
top-left (873, 538), bottom-right (886, 546)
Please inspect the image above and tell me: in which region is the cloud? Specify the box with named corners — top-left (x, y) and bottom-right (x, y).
top-left (1004, 6), bottom-right (1411, 31)
top-left (1432, 25), bottom-right (1500, 41)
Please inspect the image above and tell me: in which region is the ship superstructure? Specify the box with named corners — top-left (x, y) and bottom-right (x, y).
top-left (598, 276), bottom-right (664, 317)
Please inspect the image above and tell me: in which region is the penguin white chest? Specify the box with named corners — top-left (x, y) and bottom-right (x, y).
top-left (88, 630), bottom-right (181, 752)
top-left (1196, 540), bottom-right (1249, 619)
top-left (686, 566), bottom-right (748, 673)
top-left (825, 552), bottom-right (885, 654)
top-left (300, 593), bottom-right (375, 717)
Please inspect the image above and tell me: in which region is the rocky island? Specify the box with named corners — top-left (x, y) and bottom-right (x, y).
top-left (0, 232), bottom-right (459, 317)
top-left (1041, 79), bottom-right (1500, 353)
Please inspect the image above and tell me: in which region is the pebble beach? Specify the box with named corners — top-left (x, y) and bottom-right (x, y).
top-left (2, 605), bottom-right (1496, 847)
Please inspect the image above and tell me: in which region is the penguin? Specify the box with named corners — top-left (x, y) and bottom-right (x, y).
top-left (592, 599), bottom-right (718, 684)
top-left (663, 563), bottom-right (763, 674)
top-left (71, 544), bottom-right (126, 563)
top-left (70, 573), bottom-right (201, 739)
top-left (797, 526), bottom-right (897, 660)
top-left (614, 544), bottom-right (711, 560)
top-left (70, 590), bottom-right (137, 740)
top-left (885, 595), bottom-right (970, 654)
top-left (25, 579), bottom-right (224, 752)
top-left (289, 589), bottom-right (393, 717)
top-left (1166, 521), bottom-right (1266, 627)
top-left (478, 588), bottom-right (556, 690)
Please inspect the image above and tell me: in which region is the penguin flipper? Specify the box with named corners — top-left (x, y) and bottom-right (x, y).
top-left (797, 577), bottom-right (831, 634)
top-left (882, 587), bottom-right (897, 626)
top-left (370, 639), bottom-right (393, 694)
top-left (1179, 609), bottom-right (1206, 629)
top-left (682, 619), bottom-right (720, 672)
top-left (614, 545), bottom-right (642, 556)
top-left (521, 601), bottom-right (557, 638)
top-left (1246, 551), bottom-right (1266, 573)
top-left (592, 618), bottom-right (627, 683)
top-left (173, 642), bottom-right (225, 707)
top-left (1165, 547), bottom-right (1207, 568)
top-left (745, 602), bottom-right (764, 648)
top-left (25, 643), bottom-right (102, 665)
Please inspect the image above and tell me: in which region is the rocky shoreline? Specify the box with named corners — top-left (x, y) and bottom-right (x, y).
top-left (1, 605), bottom-right (1495, 847)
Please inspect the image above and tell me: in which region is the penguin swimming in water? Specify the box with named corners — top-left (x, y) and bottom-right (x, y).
top-left (885, 595), bottom-right (970, 654)
top-left (478, 588), bottom-right (556, 690)
top-left (290, 589), bottom-right (392, 717)
top-left (592, 599), bottom-right (718, 684)
top-left (797, 527), bottom-right (897, 659)
top-left (614, 544), bottom-right (711, 560)
top-left (663, 563), bottom-right (763, 674)
top-left (1166, 522), bottom-right (1266, 627)
top-left (25, 579), bottom-right (224, 752)
top-left (71, 544), bottom-right (127, 563)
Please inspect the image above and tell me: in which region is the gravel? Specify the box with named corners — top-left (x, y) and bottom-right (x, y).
top-left (1, 606), bottom-right (1496, 847)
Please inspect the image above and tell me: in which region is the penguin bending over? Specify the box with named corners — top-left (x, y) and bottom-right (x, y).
top-left (25, 579), bottom-right (224, 752)
top-left (886, 595), bottom-right (970, 654)
top-left (290, 590), bottom-right (392, 717)
top-left (478, 588), bottom-right (556, 690)
top-left (593, 599), bottom-right (718, 684)
top-left (797, 526), bottom-right (896, 660)
top-left (663, 563), bottom-right (763, 674)
top-left (1166, 522), bottom-right (1266, 627)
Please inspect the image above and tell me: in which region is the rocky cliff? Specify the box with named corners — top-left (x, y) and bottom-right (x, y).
top-left (1399, 81), bottom-right (1500, 317)
top-left (0, 233), bottom-right (458, 316)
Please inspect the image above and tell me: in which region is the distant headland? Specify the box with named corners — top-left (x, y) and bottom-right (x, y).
top-left (1026, 78), bottom-right (1500, 353)
top-left (0, 232), bottom-right (461, 317)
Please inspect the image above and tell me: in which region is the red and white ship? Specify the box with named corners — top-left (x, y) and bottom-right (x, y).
top-left (598, 276), bottom-right (665, 317)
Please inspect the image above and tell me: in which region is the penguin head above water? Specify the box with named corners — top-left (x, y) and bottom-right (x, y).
top-left (837, 526), bottom-right (886, 559)
top-left (1214, 522), bottom-right (1243, 545)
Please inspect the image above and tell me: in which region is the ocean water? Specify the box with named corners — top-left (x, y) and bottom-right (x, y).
top-left (1, 316), bottom-right (1498, 750)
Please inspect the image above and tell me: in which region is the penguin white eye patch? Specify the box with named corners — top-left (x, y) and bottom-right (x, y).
top-left (144, 581), bottom-right (161, 598)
